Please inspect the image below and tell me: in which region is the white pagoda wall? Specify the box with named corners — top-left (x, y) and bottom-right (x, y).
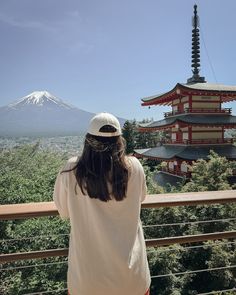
top-left (192, 95), bottom-right (221, 109)
top-left (171, 95), bottom-right (222, 111)
top-left (192, 132), bottom-right (222, 140)
top-left (192, 126), bottom-right (223, 140)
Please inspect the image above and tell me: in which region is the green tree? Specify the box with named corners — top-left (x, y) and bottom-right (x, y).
top-left (135, 119), bottom-right (159, 149)
top-left (182, 150), bottom-right (235, 192)
top-left (147, 245), bottom-right (190, 295)
top-left (0, 144), bottom-right (66, 205)
top-left (122, 120), bottom-right (137, 154)
top-left (122, 119), bottom-right (162, 154)
top-left (0, 145), bottom-right (68, 295)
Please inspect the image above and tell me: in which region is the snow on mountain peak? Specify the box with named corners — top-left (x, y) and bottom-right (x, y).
top-left (26, 91), bottom-right (57, 102)
top-left (9, 91), bottom-right (74, 109)
top-left (21, 91), bottom-right (61, 105)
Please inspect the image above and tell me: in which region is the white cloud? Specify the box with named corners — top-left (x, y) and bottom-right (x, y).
top-left (0, 13), bottom-right (57, 33)
top-left (0, 11), bottom-right (97, 54)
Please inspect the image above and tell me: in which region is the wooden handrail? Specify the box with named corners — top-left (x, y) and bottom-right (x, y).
top-left (1, 230), bottom-right (236, 263)
top-left (0, 190), bottom-right (235, 220)
top-left (142, 190), bottom-right (236, 208)
top-left (0, 190), bottom-right (236, 264)
top-left (0, 202), bottom-right (58, 220)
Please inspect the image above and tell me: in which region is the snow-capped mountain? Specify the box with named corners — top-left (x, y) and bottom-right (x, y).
top-left (0, 91), bottom-right (95, 136)
top-left (9, 91), bottom-right (74, 110)
top-left (0, 91), bottom-right (126, 137)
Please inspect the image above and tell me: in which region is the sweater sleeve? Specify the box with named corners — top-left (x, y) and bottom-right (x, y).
top-left (53, 163), bottom-right (70, 220)
top-left (129, 156), bottom-right (147, 203)
top-left (140, 163), bottom-right (147, 203)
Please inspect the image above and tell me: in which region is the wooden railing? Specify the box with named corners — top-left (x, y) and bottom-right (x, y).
top-left (1, 190), bottom-right (236, 264)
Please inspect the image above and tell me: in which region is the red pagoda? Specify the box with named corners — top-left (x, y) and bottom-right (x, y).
top-left (135, 5), bottom-right (236, 186)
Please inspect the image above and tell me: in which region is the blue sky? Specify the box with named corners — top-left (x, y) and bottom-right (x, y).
top-left (0, 0), bottom-right (236, 120)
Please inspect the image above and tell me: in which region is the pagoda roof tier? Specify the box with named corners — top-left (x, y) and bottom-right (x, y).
top-left (134, 145), bottom-right (236, 161)
top-left (141, 82), bottom-right (236, 106)
top-left (139, 114), bottom-right (236, 131)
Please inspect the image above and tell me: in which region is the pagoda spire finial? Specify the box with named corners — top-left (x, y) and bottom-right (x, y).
top-left (187, 4), bottom-right (206, 84)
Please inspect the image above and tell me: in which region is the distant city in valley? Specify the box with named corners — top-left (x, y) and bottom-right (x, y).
top-left (0, 135), bottom-right (85, 157)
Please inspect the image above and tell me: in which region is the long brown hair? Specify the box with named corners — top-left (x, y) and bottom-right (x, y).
top-left (66, 132), bottom-right (129, 202)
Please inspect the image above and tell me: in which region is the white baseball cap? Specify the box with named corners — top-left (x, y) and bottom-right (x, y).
top-left (88, 112), bottom-right (122, 137)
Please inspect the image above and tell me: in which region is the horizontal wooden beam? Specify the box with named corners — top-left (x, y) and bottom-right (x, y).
top-left (1, 230), bottom-right (236, 264)
top-left (0, 190), bottom-right (235, 220)
top-left (145, 230), bottom-right (236, 247)
top-left (142, 190), bottom-right (236, 208)
top-left (0, 202), bottom-right (58, 220)
top-left (0, 248), bottom-right (69, 264)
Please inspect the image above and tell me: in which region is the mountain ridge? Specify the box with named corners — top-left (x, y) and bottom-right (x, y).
top-left (0, 91), bottom-right (126, 137)
top-left (8, 91), bottom-right (76, 110)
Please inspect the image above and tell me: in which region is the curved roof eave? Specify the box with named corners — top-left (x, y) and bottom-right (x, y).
top-left (141, 84), bottom-right (181, 106)
top-left (138, 114), bottom-right (236, 131)
top-left (135, 145), bottom-right (236, 161)
top-left (141, 82), bottom-right (236, 106)
top-left (134, 146), bottom-right (185, 160)
top-left (177, 145), bottom-right (236, 160)
top-left (138, 117), bottom-right (177, 130)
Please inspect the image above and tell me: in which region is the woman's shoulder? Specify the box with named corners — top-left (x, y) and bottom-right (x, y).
top-left (67, 156), bottom-right (78, 164)
top-left (63, 156), bottom-right (79, 170)
top-left (125, 156), bottom-right (144, 172)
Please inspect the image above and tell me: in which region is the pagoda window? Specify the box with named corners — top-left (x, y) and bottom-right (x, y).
top-left (169, 162), bottom-right (174, 170)
top-left (171, 133), bottom-right (176, 140)
top-left (184, 102), bottom-right (189, 111)
top-left (183, 132), bottom-right (189, 140)
top-left (181, 162), bottom-right (188, 173)
top-left (172, 105), bottom-right (178, 113)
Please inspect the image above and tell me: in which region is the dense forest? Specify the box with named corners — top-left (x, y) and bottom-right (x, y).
top-left (0, 127), bottom-right (236, 294)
